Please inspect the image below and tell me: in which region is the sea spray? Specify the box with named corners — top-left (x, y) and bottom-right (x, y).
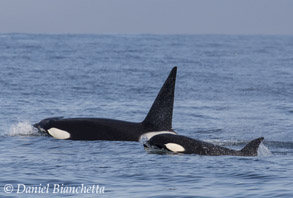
top-left (257, 142), bottom-right (272, 157)
top-left (8, 121), bottom-right (40, 136)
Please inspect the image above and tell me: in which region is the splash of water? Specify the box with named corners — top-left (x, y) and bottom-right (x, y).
top-left (8, 121), bottom-right (40, 137)
top-left (257, 142), bottom-right (272, 157)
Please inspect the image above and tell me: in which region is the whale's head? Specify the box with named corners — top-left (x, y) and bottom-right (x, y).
top-left (143, 133), bottom-right (186, 154)
top-left (33, 117), bottom-right (63, 133)
top-left (33, 117), bottom-right (71, 139)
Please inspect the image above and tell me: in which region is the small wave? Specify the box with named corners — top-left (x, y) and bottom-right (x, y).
top-left (7, 121), bottom-right (41, 137)
top-left (262, 141), bottom-right (293, 149)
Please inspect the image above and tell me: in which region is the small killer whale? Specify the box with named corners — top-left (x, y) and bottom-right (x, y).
top-left (33, 67), bottom-right (177, 141)
top-left (144, 134), bottom-right (264, 156)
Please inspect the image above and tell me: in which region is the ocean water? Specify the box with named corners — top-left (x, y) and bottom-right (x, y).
top-left (0, 34), bottom-right (293, 197)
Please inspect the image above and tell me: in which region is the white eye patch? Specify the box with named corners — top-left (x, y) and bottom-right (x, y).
top-left (48, 128), bottom-right (71, 139)
top-left (165, 143), bottom-right (185, 153)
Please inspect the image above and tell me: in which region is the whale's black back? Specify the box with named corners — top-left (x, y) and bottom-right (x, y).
top-left (145, 134), bottom-right (264, 156)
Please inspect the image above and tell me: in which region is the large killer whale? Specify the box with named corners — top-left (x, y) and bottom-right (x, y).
top-left (34, 67), bottom-right (177, 141)
top-left (144, 134), bottom-right (264, 156)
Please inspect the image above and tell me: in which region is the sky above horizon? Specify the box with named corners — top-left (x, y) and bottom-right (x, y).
top-left (0, 0), bottom-right (293, 35)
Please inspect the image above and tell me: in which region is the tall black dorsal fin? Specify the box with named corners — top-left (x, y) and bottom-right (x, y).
top-left (240, 137), bottom-right (264, 156)
top-left (142, 67), bottom-right (177, 131)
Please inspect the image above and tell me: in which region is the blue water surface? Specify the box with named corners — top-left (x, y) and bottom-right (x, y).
top-left (0, 34), bottom-right (293, 197)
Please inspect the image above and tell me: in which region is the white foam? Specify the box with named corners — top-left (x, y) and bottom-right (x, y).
top-left (257, 142), bottom-right (272, 157)
top-left (139, 131), bottom-right (177, 143)
top-left (8, 121), bottom-right (39, 136)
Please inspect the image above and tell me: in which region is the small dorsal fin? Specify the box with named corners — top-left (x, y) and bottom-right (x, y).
top-left (142, 67), bottom-right (177, 131)
top-left (240, 137), bottom-right (264, 156)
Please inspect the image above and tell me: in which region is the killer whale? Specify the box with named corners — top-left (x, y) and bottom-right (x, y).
top-left (34, 67), bottom-right (177, 141)
top-left (144, 134), bottom-right (264, 156)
